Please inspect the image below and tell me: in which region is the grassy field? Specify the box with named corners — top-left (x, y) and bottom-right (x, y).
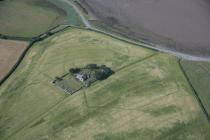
top-left (0, 39), bottom-right (29, 80)
top-left (0, 28), bottom-right (209, 140)
top-left (181, 60), bottom-right (210, 115)
top-left (0, 0), bottom-right (82, 37)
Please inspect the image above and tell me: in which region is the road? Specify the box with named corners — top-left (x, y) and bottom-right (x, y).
top-left (63, 0), bottom-right (210, 61)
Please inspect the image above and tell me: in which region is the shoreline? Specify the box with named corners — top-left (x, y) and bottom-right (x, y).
top-left (80, 0), bottom-right (210, 59)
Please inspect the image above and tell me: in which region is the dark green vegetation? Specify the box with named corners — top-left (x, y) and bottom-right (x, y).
top-left (0, 28), bottom-right (209, 140)
top-left (0, 0), bottom-right (82, 37)
top-left (54, 64), bottom-right (114, 94)
top-left (70, 64), bottom-right (114, 81)
top-left (181, 60), bottom-right (210, 116)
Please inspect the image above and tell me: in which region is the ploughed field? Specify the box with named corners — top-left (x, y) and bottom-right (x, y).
top-left (0, 39), bottom-right (28, 81)
top-left (0, 28), bottom-right (210, 140)
top-left (82, 0), bottom-right (210, 57)
top-left (0, 0), bottom-right (82, 37)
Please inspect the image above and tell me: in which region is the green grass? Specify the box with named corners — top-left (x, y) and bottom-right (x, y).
top-left (144, 105), bottom-right (179, 117)
top-left (0, 0), bottom-right (82, 37)
top-left (0, 28), bottom-right (209, 140)
top-left (181, 60), bottom-right (210, 115)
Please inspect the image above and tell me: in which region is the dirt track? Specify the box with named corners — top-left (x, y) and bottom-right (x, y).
top-left (81, 0), bottom-right (210, 57)
top-left (0, 39), bottom-right (28, 80)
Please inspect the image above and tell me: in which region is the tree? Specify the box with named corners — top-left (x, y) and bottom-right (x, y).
top-left (94, 71), bottom-right (104, 80)
top-left (85, 64), bottom-right (97, 69)
top-left (55, 76), bottom-right (62, 81)
top-left (69, 68), bottom-right (80, 74)
top-left (102, 67), bottom-right (114, 75)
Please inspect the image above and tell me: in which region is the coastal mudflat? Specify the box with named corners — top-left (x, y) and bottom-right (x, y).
top-left (82, 0), bottom-right (210, 57)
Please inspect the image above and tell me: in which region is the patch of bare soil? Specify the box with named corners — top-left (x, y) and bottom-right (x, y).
top-left (81, 0), bottom-right (210, 57)
top-left (0, 39), bottom-right (28, 80)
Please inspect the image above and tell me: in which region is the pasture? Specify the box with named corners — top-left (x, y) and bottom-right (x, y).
top-left (0, 0), bottom-right (82, 37)
top-left (0, 39), bottom-right (28, 81)
top-left (181, 60), bottom-right (210, 115)
top-left (0, 28), bottom-right (209, 140)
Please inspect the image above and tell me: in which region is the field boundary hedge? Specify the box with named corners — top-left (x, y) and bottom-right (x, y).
top-left (0, 25), bottom-right (70, 86)
top-left (0, 34), bottom-right (33, 41)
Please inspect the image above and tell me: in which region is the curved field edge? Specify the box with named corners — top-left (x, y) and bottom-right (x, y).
top-left (0, 0), bottom-right (83, 38)
top-left (0, 28), bottom-right (209, 140)
top-left (80, 0), bottom-right (210, 57)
